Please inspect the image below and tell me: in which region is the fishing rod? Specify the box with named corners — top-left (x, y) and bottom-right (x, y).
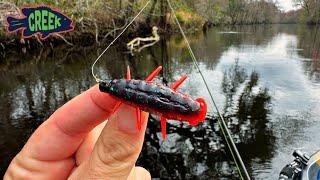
top-left (166, 0), bottom-right (250, 179)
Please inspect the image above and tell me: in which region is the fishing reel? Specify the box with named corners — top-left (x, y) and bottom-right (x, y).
top-left (279, 150), bottom-right (310, 180)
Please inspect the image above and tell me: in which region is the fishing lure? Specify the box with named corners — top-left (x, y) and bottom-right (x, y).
top-left (99, 66), bottom-right (207, 139)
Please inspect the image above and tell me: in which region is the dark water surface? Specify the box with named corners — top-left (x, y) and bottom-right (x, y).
top-left (1, 24), bottom-right (320, 179)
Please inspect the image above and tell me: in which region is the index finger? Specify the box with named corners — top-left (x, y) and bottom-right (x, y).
top-left (23, 85), bottom-right (118, 161)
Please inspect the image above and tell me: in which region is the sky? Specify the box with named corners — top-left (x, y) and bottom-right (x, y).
top-left (276, 0), bottom-right (299, 12)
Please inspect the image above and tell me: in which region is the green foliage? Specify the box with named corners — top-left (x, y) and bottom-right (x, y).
top-left (210, 4), bottom-right (224, 25)
top-left (32, 0), bottom-right (57, 5)
top-left (299, 11), bottom-right (309, 24)
top-left (227, 0), bottom-right (239, 13)
top-left (175, 13), bottom-right (184, 24)
top-left (0, 29), bottom-right (6, 36)
top-left (7, 0), bottom-right (314, 32)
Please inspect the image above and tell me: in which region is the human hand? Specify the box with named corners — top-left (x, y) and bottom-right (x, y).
top-left (4, 85), bottom-right (151, 180)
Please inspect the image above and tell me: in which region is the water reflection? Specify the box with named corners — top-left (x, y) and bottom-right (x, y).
top-left (0, 24), bottom-right (320, 179)
top-left (295, 25), bottom-right (320, 83)
top-left (137, 59), bottom-right (273, 179)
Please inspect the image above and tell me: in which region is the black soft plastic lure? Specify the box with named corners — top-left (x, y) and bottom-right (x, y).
top-left (99, 66), bottom-right (207, 139)
top-left (100, 79), bottom-right (200, 114)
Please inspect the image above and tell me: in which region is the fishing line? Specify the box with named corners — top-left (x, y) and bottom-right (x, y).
top-left (166, 0), bottom-right (250, 179)
top-left (91, 0), bottom-right (151, 83)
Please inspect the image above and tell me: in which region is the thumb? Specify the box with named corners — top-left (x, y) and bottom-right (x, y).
top-left (70, 104), bottom-right (149, 179)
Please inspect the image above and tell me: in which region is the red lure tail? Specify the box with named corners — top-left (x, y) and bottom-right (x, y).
top-left (190, 98), bottom-right (207, 126)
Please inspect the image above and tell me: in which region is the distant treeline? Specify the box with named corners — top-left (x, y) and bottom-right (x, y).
top-left (186, 0), bottom-right (319, 25)
top-left (281, 0), bottom-right (320, 24)
top-left (1, 0), bottom-right (319, 48)
top-left (190, 0), bottom-right (281, 25)
top-left (2, 0), bottom-right (320, 32)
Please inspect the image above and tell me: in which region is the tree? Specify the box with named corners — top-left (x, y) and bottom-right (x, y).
top-left (226, 0), bottom-right (244, 25)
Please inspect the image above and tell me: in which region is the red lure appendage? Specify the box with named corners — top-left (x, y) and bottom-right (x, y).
top-left (100, 66), bottom-right (208, 139)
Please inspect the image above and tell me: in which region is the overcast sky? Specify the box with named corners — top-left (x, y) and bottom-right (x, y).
top-left (276, 0), bottom-right (299, 12)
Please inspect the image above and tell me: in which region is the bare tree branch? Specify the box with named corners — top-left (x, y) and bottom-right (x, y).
top-left (127, 26), bottom-right (160, 55)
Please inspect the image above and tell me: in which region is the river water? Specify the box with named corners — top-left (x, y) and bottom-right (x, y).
top-left (0, 24), bottom-right (320, 179)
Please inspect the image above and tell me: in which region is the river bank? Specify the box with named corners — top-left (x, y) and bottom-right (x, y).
top-left (1, 0), bottom-right (319, 58)
top-left (0, 0), bottom-right (206, 51)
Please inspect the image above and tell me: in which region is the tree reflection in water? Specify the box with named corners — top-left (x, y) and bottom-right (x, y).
top-left (137, 61), bottom-right (274, 179)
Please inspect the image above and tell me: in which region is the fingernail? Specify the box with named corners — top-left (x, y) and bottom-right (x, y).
top-left (116, 104), bottom-right (139, 134)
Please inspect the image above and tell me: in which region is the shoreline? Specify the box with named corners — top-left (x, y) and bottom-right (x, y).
top-left (0, 23), bottom-right (316, 58)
